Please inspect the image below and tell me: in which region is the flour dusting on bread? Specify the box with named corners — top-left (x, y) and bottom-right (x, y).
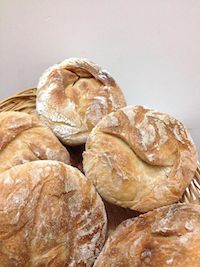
top-left (36, 58), bottom-right (126, 145)
top-left (83, 105), bottom-right (197, 212)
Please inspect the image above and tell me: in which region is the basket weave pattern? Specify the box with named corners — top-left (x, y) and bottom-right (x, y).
top-left (0, 88), bottom-right (200, 204)
top-left (0, 88), bottom-right (36, 113)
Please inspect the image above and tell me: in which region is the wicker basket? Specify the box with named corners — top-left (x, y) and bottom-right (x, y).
top-left (0, 88), bottom-right (200, 204)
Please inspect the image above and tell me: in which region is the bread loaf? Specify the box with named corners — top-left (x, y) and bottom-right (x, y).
top-left (36, 58), bottom-right (126, 145)
top-left (94, 204), bottom-right (200, 267)
top-left (0, 111), bottom-right (70, 173)
top-left (83, 105), bottom-right (197, 212)
top-left (0, 160), bottom-right (107, 266)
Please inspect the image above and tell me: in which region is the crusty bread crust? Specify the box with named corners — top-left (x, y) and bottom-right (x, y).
top-left (94, 204), bottom-right (200, 267)
top-left (36, 58), bottom-right (126, 145)
top-left (0, 160), bottom-right (107, 266)
top-left (0, 111), bottom-right (70, 173)
top-left (83, 106), bottom-right (198, 212)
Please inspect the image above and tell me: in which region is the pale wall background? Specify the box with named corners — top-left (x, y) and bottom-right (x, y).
top-left (0, 0), bottom-right (200, 153)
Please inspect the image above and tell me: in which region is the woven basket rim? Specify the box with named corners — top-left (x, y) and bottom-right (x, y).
top-left (0, 88), bottom-right (36, 113)
top-left (0, 87), bottom-right (36, 101)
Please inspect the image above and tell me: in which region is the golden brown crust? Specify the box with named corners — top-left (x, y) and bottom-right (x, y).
top-left (36, 58), bottom-right (126, 145)
top-left (0, 160), bottom-right (107, 266)
top-left (0, 111), bottom-right (70, 173)
top-left (94, 204), bottom-right (200, 267)
top-left (0, 111), bottom-right (38, 150)
top-left (83, 106), bottom-right (198, 212)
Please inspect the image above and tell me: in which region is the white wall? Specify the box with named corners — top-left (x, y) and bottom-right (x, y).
top-left (0, 0), bottom-right (200, 153)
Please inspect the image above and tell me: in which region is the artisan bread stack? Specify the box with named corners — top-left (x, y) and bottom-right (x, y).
top-left (0, 58), bottom-right (199, 266)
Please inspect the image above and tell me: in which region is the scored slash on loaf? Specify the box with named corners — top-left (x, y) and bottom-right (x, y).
top-left (83, 105), bottom-right (198, 212)
top-left (36, 58), bottom-right (126, 146)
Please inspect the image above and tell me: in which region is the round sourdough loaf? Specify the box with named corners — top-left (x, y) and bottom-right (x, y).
top-left (83, 105), bottom-right (197, 212)
top-left (0, 160), bottom-right (107, 266)
top-left (36, 58), bottom-right (126, 145)
top-left (94, 204), bottom-right (200, 267)
top-left (0, 111), bottom-right (70, 173)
